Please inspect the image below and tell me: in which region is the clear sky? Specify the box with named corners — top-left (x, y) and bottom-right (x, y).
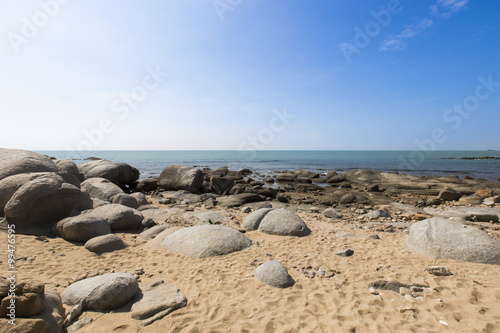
top-left (1, 0), bottom-right (499, 151)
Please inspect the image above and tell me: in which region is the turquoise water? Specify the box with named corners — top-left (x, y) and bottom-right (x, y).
top-left (36, 150), bottom-right (500, 181)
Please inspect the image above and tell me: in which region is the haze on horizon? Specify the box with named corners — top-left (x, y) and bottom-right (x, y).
top-left (1, 0), bottom-right (499, 151)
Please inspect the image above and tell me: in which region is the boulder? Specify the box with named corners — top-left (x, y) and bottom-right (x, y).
top-left (364, 209), bottom-right (391, 219)
top-left (84, 234), bottom-right (127, 254)
top-left (54, 216), bottom-right (111, 242)
top-left (0, 279), bottom-right (45, 318)
top-left (438, 189), bottom-right (462, 201)
top-left (160, 225), bottom-right (252, 258)
top-left (339, 193), bottom-right (357, 204)
top-left (0, 148), bottom-right (57, 181)
top-left (406, 217), bottom-right (500, 265)
top-left (276, 173), bottom-right (296, 183)
top-left (131, 279), bottom-right (187, 325)
top-left (138, 224), bottom-right (170, 241)
top-left (258, 208), bottom-right (311, 236)
top-left (254, 260), bottom-right (295, 288)
top-left (84, 204), bottom-right (144, 231)
top-left (62, 273), bottom-right (138, 311)
top-left (136, 178), bottom-right (158, 192)
top-left (77, 160), bottom-right (139, 187)
top-left (111, 193), bottom-right (139, 209)
top-left (4, 173), bottom-right (80, 228)
top-left (130, 192), bottom-right (149, 206)
top-left (55, 159), bottom-right (83, 183)
top-left (323, 208), bottom-right (342, 219)
top-left (458, 195), bottom-right (483, 205)
top-left (242, 208), bottom-right (273, 231)
top-left (158, 165), bottom-right (203, 193)
top-left (81, 177), bottom-right (123, 201)
top-left (218, 193), bottom-right (265, 208)
top-left (210, 177), bottom-right (234, 194)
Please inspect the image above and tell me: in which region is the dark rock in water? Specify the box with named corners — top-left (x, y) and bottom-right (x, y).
top-left (437, 188), bottom-right (462, 201)
top-left (254, 260), bottom-right (295, 288)
top-left (137, 178), bottom-right (158, 192)
top-left (0, 148), bottom-right (58, 181)
top-left (78, 159), bottom-right (139, 187)
top-left (368, 280), bottom-right (429, 293)
top-left (158, 165), bottom-right (203, 193)
top-left (210, 177), bottom-right (234, 194)
top-left (263, 178), bottom-right (275, 184)
top-left (239, 168), bottom-right (252, 175)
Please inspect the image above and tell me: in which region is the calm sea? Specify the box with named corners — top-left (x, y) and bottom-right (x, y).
top-left (36, 150), bottom-right (500, 181)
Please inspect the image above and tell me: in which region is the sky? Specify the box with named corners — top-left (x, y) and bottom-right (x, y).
top-left (0, 0), bottom-right (499, 151)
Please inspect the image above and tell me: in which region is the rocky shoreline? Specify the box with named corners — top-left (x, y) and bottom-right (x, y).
top-left (1, 148), bottom-right (500, 332)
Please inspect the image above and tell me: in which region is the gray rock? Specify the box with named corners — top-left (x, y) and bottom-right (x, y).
top-left (54, 216), bottom-right (111, 242)
top-left (465, 212), bottom-right (499, 222)
top-left (258, 208), bottom-right (311, 236)
top-left (339, 193), bottom-right (357, 204)
top-left (458, 195), bottom-right (483, 205)
top-left (84, 234), bottom-right (127, 254)
top-left (218, 193), bottom-right (265, 208)
top-left (62, 273), bottom-right (138, 311)
top-left (241, 206), bottom-right (252, 214)
top-left (158, 165), bottom-right (203, 193)
top-left (160, 225), bottom-right (252, 258)
top-left (141, 217), bottom-right (157, 229)
top-left (335, 249), bottom-right (354, 257)
top-left (210, 177), bottom-right (234, 194)
top-left (438, 189), bottom-right (462, 201)
top-left (254, 260), bottom-right (295, 288)
top-left (78, 191), bottom-right (94, 211)
top-left (4, 173), bottom-right (80, 228)
top-left (55, 159), bottom-right (84, 182)
top-left (406, 217), bottom-right (500, 265)
top-left (0, 148), bottom-right (57, 181)
top-left (84, 204), bottom-right (144, 231)
top-left (130, 192), bottom-right (149, 206)
top-left (78, 160), bottom-right (139, 187)
top-left (170, 191), bottom-right (202, 204)
top-left (111, 193), bottom-right (139, 209)
top-left (323, 208), bottom-right (342, 219)
top-left (242, 208), bottom-right (273, 231)
top-left (364, 209), bottom-right (391, 219)
top-left (81, 177), bottom-right (124, 201)
top-left (131, 279), bottom-right (187, 324)
top-left (368, 280), bottom-right (428, 293)
top-left (276, 173), bottom-right (296, 183)
top-left (136, 178), bottom-right (158, 192)
top-left (195, 212), bottom-right (224, 225)
top-left (138, 224), bottom-right (170, 241)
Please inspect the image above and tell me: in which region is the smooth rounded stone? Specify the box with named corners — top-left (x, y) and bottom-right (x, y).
top-left (254, 260), bottom-right (295, 288)
top-left (138, 224), bottom-right (170, 241)
top-left (111, 193), bottom-right (139, 209)
top-left (242, 208), bottom-right (273, 231)
top-left (218, 193), bottom-right (265, 208)
top-left (339, 193), bottom-right (357, 204)
top-left (426, 197), bottom-right (442, 205)
top-left (210, 177), bottom-right (234, 194)
top-left (55, 159), bottom-right (83, 182)
top-left (323, 208), bottom-right (342, 219)
top-left (258, 208), bottom-right (311, 237)
top-left (130, 192), bottom-right (149, 206)
top-left (406, 217), bottom-right (500, 265)
top-left (160, 225), bottom-right (252, 258)
top-left (78, 159), bottom-right (139, 187)
top-left (62, 273), bottom-right (138, 311)
top-left (136, 178), bottom-right (158, 192)
top-left (81, 177), bottom-right (124, 202)
top-left (4, 173), bottom-right (80, 228)
top-left (158, 165), bottom-right (203, 193)
top-left (437, 189), bottom-right (462, 201)
top-left (78, 191), bottom-right (94, 211)
top-left (141, 217), bottom-right (156, 229)
top-left (54, 216), bottom-right (111, 242)
top-left (84, 204), bottom-right (144, 231)
top-left (0, 148), bottom-right (57, 181)
top-left (276, 173), bottom-right (296, 183)
top-left (84, 234), bottom-right (127, 254)
top-left (364, 209), bottom-right (391, 219)
top-left (131, 279), bottom-right (187, 324)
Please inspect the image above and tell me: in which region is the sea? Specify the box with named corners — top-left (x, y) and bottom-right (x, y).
top-left (36, 150), bottom-right (500, 182)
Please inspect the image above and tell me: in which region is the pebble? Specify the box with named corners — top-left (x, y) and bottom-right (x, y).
top-left (335, 249), bottom-right (354, 257)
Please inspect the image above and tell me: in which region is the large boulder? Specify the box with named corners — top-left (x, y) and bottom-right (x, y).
top-left (84, 234), bottom-right (127, 254)
top-left (111, 193), bottom-right (139, 209)
top-left (84, 204), bottom-right (144, 231)
top-left (406, 217), bottom-right (500, 265)
top-left (0, 279), bottom-right (45, 317)
top-left (0, 148), bottom-right (57, 181)
top-left (158, 165), bottom-right (204, 193)
top-left (254, 260), bottom-right (295, 288)
top-left (62, 273), bottom-right (138, 311)
top-left (4, 173), bottom-right (80, 228)
top-left (54, 216), bottom-right (111, 242)
top-left (77, 160), bottom-right (139, 187)
top-left (160, 225), bottom-right (252, 258)
top-left (210, 177), bottom-right (234, 194)
top-left (258, 208), bottom-right (311, 236)
top-left (218, 193), bottom-right (265, 208)
top-left (55, 159), bottom-right (83, 187)
top-left (242, 208), bottom-right (273, 231)
top-left (81, 177), bottom-right (123, 201)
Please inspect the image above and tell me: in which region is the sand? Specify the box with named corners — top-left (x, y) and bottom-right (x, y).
top-left (2, 208), bottom-right (500, 333)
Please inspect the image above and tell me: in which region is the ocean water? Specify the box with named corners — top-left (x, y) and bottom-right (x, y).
top-left (36, 150), bottom-right (500, 181)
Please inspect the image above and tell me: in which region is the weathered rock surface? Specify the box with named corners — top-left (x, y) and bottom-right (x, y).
top-left (84, 234), bottom-right (127, 254)
top-left (0, 148), bottom-right (57, 181)
top-left (111, 193), bottom-right (139, 209)
top-left (54, 216), bottom-right (111, 242)
top-left (78, 160), bottom-right (139, 187)
top-left (218, 193), bottom-right (265, 208)
top-left (406, 217), bottom-right (500, 265)
top-left (84, 204), bottom-right (144, 231)
top-left (258, 208), bottom-right (311, 236)
top-left (438, 188), bottom-right (462, 201)
top-left (62, 273), bottom-right (138, 311)
top-left (160, 225), bottom-right (252, 258)
top-left (81, 177), bottom-right (124, 201)
top-left (323, 208), bottom-right (343, 219)
top-left (254, 260), bottom-right (295, 288)
top-left (158, 165), bottom-right (203, 193)
top-left (364, 209), bottom-right (391, 219)
top-left (242, 208), bottom-right (273, 231)
top-left (210, 177), bottom-right (234, 194)
top-left (138, 224), bottom-right (170, 241)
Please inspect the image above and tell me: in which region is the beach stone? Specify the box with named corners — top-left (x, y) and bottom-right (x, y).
top-left (141, 217), bottom-right (156, 229)
top-left (3, 173), bottom-right (80, 228)
top-left (339, 193), bottom-right (357, 204)
top-left (130, 192), bottom-right (149, 206)
top-left (138, 224), bottom-right (170, 241)
top-left (323, 208), bottom-right (343, 219)
top-left (131, 279), bottom-right (187, 323)
top-left (458, 195), bottom-right (483, 205)
top-left (54, 216), bottom-right (111, 242)
top-left (406, 217), bottom-right (500, 265)
top-left (84, 204), bottom-right (144, 231)
top-left (81, 177), bottom-right (124, 201)
top-left (465, 212), bottom-right (499, 222)
top-left (241, 206), bottom-right (252, 213)
top-left (62, 273), bottom-right (138, 311)
top-left (195, 211), bottom-right (224, 225)
top-left (438, 189), bottom-right (462, 201)
top-left (258, 208), bottom-right (311, 236)
top-left (136, 178), bottom-right (158, 192)
top-left (67, 316), bottom-right (93, 333)
top-left (0, 279), bottom-right (46, 318)
top-left (426, 197), bottom-right (442, 206)
top-left (210, 177), bottom-right (234, 194)
top-left (160, 225), bottom-right (252, 258)
top-left (344, 169), bottom-right (381, 183)
top-left (78, 159), bottom-right (139, 187)
top-left (368, 280), bottom-right (429, 293)
top-left (276, 173), bottom-right (296, 183)
top-left (426, 266), bottom-right (453, 276)
top-left (254, 260), bottom-right (295, 288)
top-left (242, 208), bottom-right (273, 231)
top-left (111, 193), bottom-right (139, 209)
top-left (0, 148), bottom-right (57, 181)
top-left (77, 191), bottom-right (94, 211)
top-left (170, 191), bottom-right (202, 204)
top-left (335, 249), bottom-right (354, 257)
top-left (158, 165), bottom-right (203, 193)
top-left (84, 234), bottom-right (127, 254)
top-left (219, 193), bottom-right (265, 208)
top-left (364, 209), bottom-right (391, 219)
top-left (55, 159), bottom-right (83, 182)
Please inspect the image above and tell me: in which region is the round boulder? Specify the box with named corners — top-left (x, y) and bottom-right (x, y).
top-left (242, 208), bottom-right (273, 231)
top-left (84, 204), bottom-right (144, 230)
top-left (84, 234), bottom-right (127, 254)
top-left (254, 260), bottom-right (295, 288)
top-left (0, 148), bottom-right (57, 181)
top-left (158, 165), bottom-right (204, 193)
top-left (54, 216), bottom-right (111, 242)
top-left (78, 160), bottom-right (139, 187)
top-left (81, 177), bottom-right (124, 201)
top-left (258, 208), bottom-right (311, 236)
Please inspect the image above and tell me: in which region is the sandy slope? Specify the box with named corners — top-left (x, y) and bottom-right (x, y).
top-left (2, 210), bottom-right (500, 333)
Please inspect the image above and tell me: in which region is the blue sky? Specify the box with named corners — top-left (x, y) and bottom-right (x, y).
top-left (0, 0), bottom-right (499, 150)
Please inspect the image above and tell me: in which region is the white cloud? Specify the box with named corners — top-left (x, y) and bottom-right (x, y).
top-left (380, 18), bottom-right (434, 51)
